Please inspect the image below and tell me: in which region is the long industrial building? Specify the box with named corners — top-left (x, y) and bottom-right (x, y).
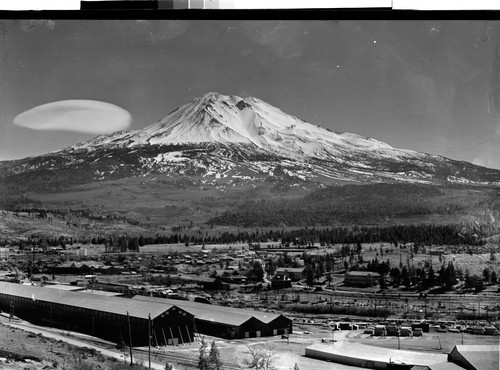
top-left (132, 295), bottom-right (293, 339)
top-left (0, 282), bottom-right (194, 346)
top-left (0, 282), bottom-right (292, 345)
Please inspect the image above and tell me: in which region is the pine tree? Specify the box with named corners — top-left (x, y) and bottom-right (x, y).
top-left (482, 268), bottom-right (491, 283)
top-left (490, 271), bottom-right (497, 284)
top-left (464, 269), bottom-right (471, 289)
top-left (208, 340), bottom-right (222, 370)
top-left (425, 265), bottom-right (436, 288)
top-left (198, 338), bottom-right (209, 370)
top-left (305, 265), bottom-right (315, 286)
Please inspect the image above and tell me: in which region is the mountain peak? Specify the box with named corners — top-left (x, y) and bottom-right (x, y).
top-left (197, 91), bottom-right (224, 103)
top-left (68, 92), bottom-right (406, 159)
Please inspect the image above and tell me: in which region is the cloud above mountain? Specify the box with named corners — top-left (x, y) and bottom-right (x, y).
top-left (13, 100), bottom-right (131, 134)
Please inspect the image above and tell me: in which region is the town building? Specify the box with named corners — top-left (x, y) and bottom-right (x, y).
top-left (343, 271), bottom-right (380, 288)
top-left (275, 267), bottom-right (306, 282)
top-left (270, 273), bottom-right (292, 289)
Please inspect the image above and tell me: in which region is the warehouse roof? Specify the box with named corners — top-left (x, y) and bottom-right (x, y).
top-left (0, 282), bottom-right (186, 320)
top-left (132, 295), bottom-right (255, 326)
top-left (306, 342), bottom-right (447, 368)
top-left (449, 345), bottom-right (499, 370)
top-left (132, 295), bottom-right (286, 326)
top-left (185, 307), bottom-right (256, 327)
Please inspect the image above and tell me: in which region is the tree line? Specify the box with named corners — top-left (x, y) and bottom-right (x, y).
top-left (2, 222), bottom-right (492, 251)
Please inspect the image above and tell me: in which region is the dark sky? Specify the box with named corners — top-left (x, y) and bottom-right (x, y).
top-left (1, 19), bottom-right (499, 169)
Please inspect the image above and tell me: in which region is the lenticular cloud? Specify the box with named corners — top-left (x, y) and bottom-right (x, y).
top-left (13, 100), bottom-right (132, 134)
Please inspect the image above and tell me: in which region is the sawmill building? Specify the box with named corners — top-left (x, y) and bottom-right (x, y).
top-left (132, 295), bottom-right (293, 339)
top-left (0, 282), bottom-right (194, 346)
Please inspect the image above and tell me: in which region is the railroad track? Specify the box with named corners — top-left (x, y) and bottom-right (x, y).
top-left (134, 347), bottom-right (239, 369)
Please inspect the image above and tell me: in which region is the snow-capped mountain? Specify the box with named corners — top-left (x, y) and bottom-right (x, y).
top-left (72, 92), bottom-right (399, 159)
top-left (70, 92), bottom-right (427, 164)
top-left (2, 92), bottom-right (500, 192)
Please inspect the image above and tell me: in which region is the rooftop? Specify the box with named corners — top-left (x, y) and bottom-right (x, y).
top-left (450, 345), bottom-right (499, 370)
top-left (275, 267), bottom-right (305, 273)
top-left (0, 282), bottom-right (181, 320)
top-left (306, 342), bottom-right (447, 368)
top-left (132, 295), bottom-right (283, 325)
top-left (42, 284), bottom-right (85, 291)
top-left (346, 271), bottom-right (380, 277)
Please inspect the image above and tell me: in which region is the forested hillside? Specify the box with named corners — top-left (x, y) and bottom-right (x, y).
top-left (208, 183), bottom-right (500, 227)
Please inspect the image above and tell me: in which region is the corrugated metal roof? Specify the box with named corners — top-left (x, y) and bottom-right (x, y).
top-left (0, 282), bottom-right (177, 320)
top-left (132, 295), bottom-right (283, 326)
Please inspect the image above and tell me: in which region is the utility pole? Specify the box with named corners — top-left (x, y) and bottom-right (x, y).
top-left (127, 311), bottom-right (133, 366)
top-left (148, 313), bottom-right (151, 370)
top-left (424, 297), bottom-right (428, 320)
